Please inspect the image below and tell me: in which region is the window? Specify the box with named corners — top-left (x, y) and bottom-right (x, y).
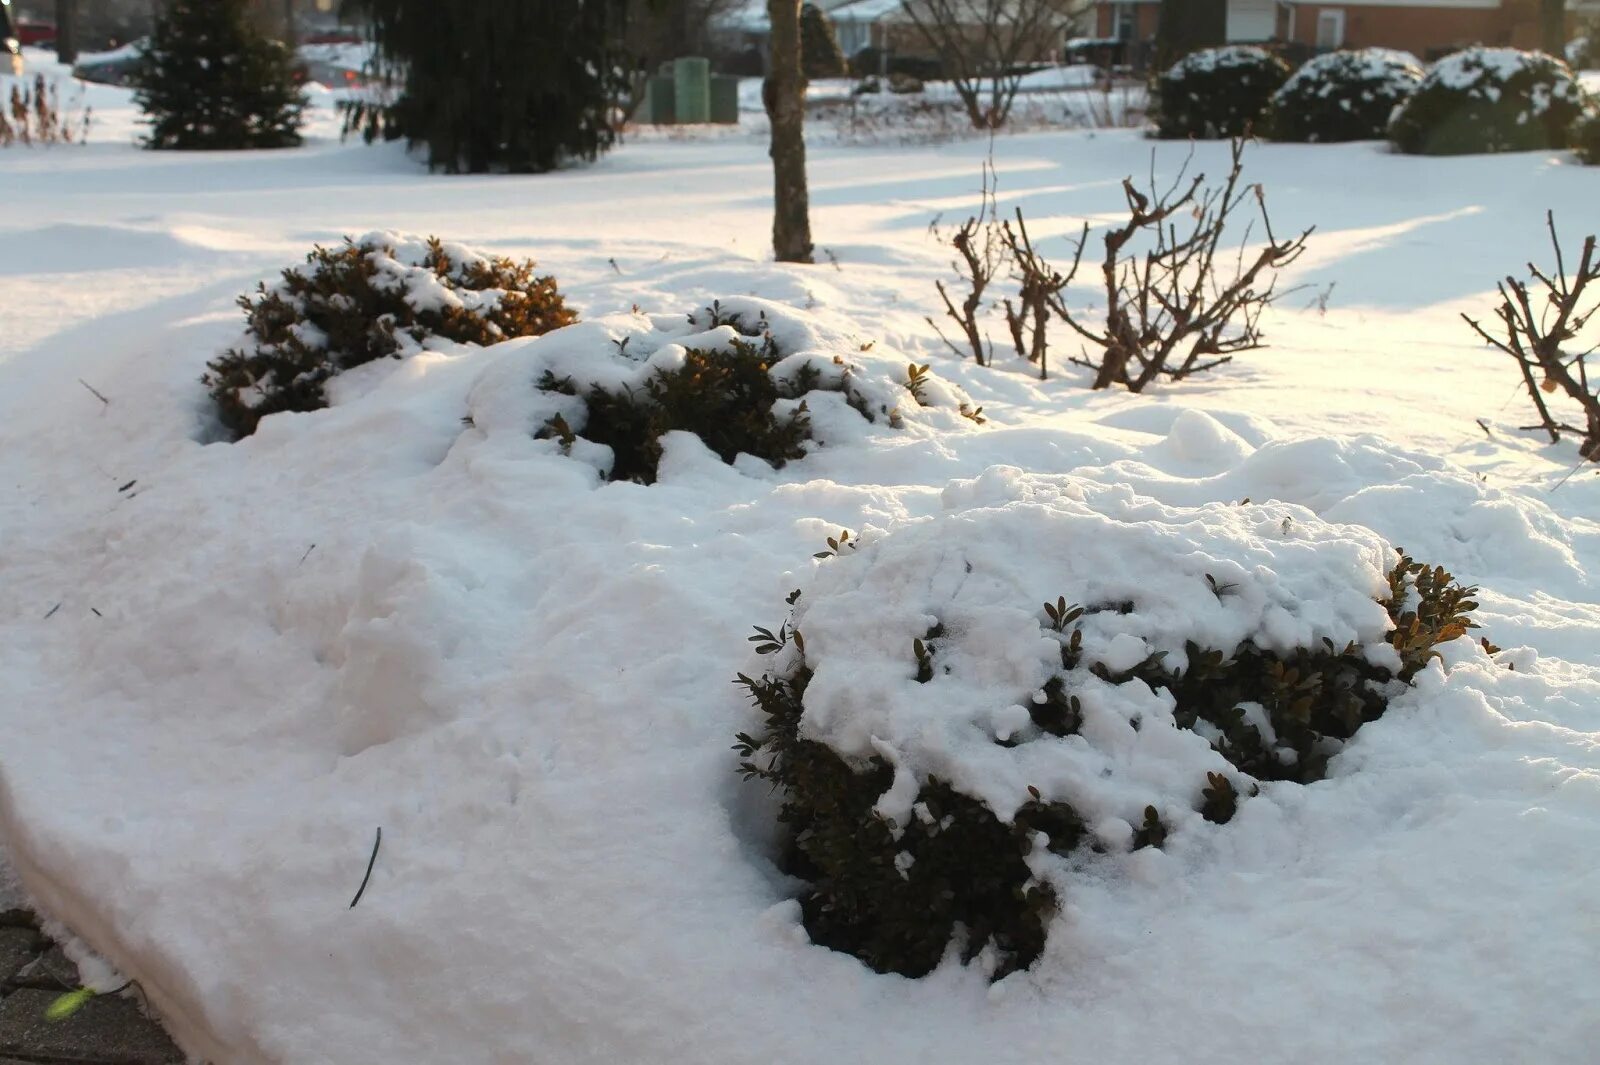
top-left (1315, 9), bottom-right (1345, 49)
top-left (1112, 2), bottom-right (1136, 41)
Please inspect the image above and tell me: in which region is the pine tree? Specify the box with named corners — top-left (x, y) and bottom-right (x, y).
top-left (131, 0), bottom-right (306, 151)
top-left (799, 3), bottom-right (845, 80)
top-left (349, 1), bottom-right (630, 174)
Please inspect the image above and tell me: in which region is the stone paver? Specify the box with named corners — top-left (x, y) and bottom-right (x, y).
top-left (13, 946), bottom-right (79, 992)
top-left (0, 912), bottom-right (183, 1065)
top-left (0, 990), bottom-right (182, 1064)
top-left (0, 932), bottom-right (44, 988)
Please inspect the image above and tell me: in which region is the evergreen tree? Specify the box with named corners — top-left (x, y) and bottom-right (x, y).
top-left (349, 0), bottom-right (630, 174)
top-left (131, 0), bottom-right (306, 150)
top-left (799, 3), bottom-right (845, 80)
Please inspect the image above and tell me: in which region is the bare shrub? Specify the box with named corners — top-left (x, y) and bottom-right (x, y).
top-left (928, 138), bottom-right (1311, 390)
top-left (0, 75), bottom-right (92, 147)
top-left (1051, 139), bottom-right (1312, 391)
top-left (927, 156), bottom-right (1006, 367)
top-left (1463, 213), bottom-right (1600, 460)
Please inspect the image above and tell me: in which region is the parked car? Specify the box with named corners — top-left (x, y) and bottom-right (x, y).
top-left (71, 38), bottom-right (145, 87)
top-left (15, 18), bottom-right (53, 47)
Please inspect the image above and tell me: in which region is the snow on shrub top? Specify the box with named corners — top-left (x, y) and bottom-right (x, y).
top-left (1388, 47), bottom-right (1595, 155)
top-left (1269, 48), bottom-right (1424, 142)
top-left (466, 297), bottom-right (981, 482)
top-left (1165, 45), bottom-right (1281, 80)
top-left (783, 467), bottom-right (1395, 828)
top-left (1274, 48), bottom-right (1422, 101)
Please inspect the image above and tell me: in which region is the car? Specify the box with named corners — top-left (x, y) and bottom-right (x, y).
top-left (71, 38), bottom-right (146, 87)
top-left (15, 18), bottom-right (53, 47)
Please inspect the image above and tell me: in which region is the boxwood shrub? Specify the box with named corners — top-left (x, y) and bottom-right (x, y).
top-left (1155, 46), bottom-right (1292, 139)
top-left (1572, 109), bottom-right (1600, 163)
top-left (525, 299), bottom-right (982, 484)
top-left (736, 515), bottom-right (1486, 979)
top-left (1268, 48), bottom-right (1424, 142)
top-left (1388, 47), bottom-right (1593, 155)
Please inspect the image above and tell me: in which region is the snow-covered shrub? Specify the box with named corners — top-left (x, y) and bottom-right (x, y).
top-left (1154, 46), bottom-right (1291, 139)
top-left (204, 233), bottom-right (574, 439)
top-left (469, 298), bottom-right (980, 485)
top-left (1572, 109), bottom-right (1600, 164)
top-left (1267, 48), bottom-right (1424, 143)
top-left (1388, 47), bottom-right (1594, 155)
top-left (735, 471), bottom-right (1484, 978)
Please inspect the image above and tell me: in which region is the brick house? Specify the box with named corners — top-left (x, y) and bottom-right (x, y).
top-left (1095, 0), bottom-right (1597, 59)
top-left (720, 0), bottom-right (1089, 69)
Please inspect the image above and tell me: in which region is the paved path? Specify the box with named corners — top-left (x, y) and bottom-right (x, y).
top-left (0, 910), bottom-right (183, 1064)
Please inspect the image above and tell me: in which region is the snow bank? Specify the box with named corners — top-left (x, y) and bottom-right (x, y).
top-left (2, 125), bottom-right (1600, 1065)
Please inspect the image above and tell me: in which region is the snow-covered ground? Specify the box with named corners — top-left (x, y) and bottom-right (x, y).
top-left (2, 60), bottom-right (1600, 1065)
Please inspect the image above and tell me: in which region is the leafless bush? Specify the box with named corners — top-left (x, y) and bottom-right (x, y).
top-left (1463, 213), bottom-right (1600, 460)
top-left (1053, 138), bottom-right (1312, 391)
top-left (928, 156), bottom-right (1006, 366)
top-left (928, 138), bottom-right (1311, 389)
top-left (0, 75), bottom-right (92, 147)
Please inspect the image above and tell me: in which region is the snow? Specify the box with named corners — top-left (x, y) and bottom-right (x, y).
top-left (3, 52), bottom-right (1600, 1065)
top-left (1425, 47), bottom-right (1590, 116)
top-left (1164, 45), bottom-right (1279, 80)
top-left (1274, 47), bottom-right (1423, 101)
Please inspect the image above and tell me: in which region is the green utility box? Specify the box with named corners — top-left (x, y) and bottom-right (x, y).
top-left (709, 75), bottom-right (740, 124)
top-left (643, 74), bottom-right (676, 124)
top-left (641, 61), bottom-right (737, 125)
top-left (673, 56), bottom-right (711, 124)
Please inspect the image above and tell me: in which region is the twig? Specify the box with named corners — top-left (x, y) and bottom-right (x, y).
top-left (77, 379), bottom-right (109, 406)
top-left (349, 827), bottom-right (382, 908)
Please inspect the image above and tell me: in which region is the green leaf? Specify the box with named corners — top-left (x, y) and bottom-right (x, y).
top-left (46, 988), bottom-right (96, 1023)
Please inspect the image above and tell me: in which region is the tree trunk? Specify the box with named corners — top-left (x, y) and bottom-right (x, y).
top-left (283, 0), bottom-right (298, 46)
top-left (54, 0), bottom-right (77, 64)
top-left (766, 0), bottom-right (813, 264)
top-left (1539, 0), bottom-right (1565, 56)
top-left (1155, 0), bottom-right (1224, 72)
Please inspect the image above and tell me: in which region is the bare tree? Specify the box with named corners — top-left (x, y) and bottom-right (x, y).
top-left (1463, 213), bottom-right (1600, 461)
top-left (898, 0), bottom-right (1085, 130)
top-left (767, 0), bottom-right (814, 263)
